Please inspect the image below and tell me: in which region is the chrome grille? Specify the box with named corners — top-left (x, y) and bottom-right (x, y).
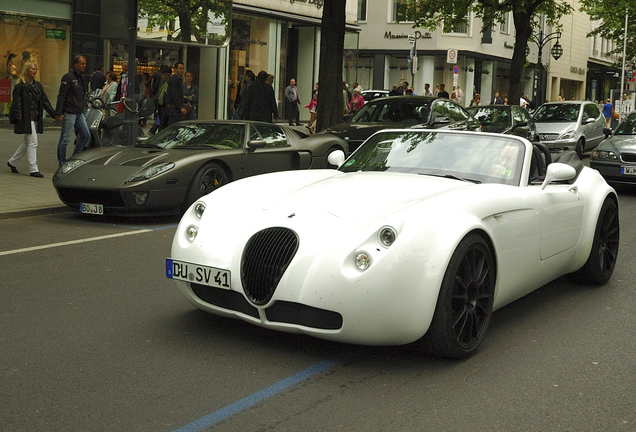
top-left (241, 227), bottom-right (299, 305)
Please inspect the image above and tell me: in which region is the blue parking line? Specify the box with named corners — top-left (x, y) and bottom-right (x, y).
top-left (172, 357), bottom-right (341, 432)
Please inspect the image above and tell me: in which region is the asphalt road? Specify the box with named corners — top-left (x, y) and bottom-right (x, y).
top-left (2, 186), bottom-right (636, 432)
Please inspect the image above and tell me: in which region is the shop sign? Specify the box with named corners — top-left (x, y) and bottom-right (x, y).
top-left (289, 0), bottom-right (324, 9)
top-left (45, 29), bottom-right (67, 40)
top-left (384, 30), bottom-right (432, 40)
top-left (0, 80), bottom-right (11, 103)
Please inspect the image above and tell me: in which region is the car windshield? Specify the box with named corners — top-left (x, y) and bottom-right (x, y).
top-left (533, 103), bottom-right (581, 123)
top-left (350, 99), bottom-right (432, 124)
top-left (614, 113), bottom-right (636, 135)
top-left (467, 106), bottom-right (511, 127)
top-left (339, 131), bottom-right (524, 186)
top-left (138, 123), bottom-right (245, 149)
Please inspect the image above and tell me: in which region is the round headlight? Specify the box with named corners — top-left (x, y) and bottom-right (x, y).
top-left (354, 251), bottom-right (372, 271)
top-left (378, 226), bottom-right (397, 248)
top-left (194, 202), bottom-right (206, 220)
top-left (186, 225), bottom-right (198, 242)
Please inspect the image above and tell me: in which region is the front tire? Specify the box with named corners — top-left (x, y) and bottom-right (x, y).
top-left (418, 233), bottom-right (496, 359)
top-left (575, 138), bottom-right (584, 159)
top-left (571, 197), bottom-right (619, 285)
top-left (181, 162), bottom-right (229, 212)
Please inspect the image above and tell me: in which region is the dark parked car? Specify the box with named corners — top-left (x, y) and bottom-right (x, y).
top-left (590, 111), bottom-right (636, 185)
top-left (323, 96), bottom-right (481, 153)
top-left (53, 120), bottom-right (347, 216)
top-left (467, 104), bottom-right (538, 142)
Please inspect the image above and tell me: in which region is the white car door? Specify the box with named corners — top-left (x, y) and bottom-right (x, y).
top-left (537, 182), bottom-right (584, 260)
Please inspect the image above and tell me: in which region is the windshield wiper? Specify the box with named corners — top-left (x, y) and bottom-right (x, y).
top-left (419, 173), bottom-right (481, 184)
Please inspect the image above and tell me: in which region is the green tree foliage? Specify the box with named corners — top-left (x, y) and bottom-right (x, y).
top-left (580, 0), bottom-right (636, 63)
top-left (138, 0), bottom-right (229, 44)
top-left (403, 0), bottom-right (572, 105)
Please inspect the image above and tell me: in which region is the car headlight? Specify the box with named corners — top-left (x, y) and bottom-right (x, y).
top-left (378, 226), bottom-right (397, 248)
top-left (559, 130), bottom-right (575, 140)
top-left (193, 202), bottom-right (206, 220)
top-left (56, 159), bottom-right (85, 176)
top-left (594, 150), bottom-right (618, 160)
top-left (354, 251), bottom-right (372, 271)
top-left (127, 162), bottom-right (175, 183)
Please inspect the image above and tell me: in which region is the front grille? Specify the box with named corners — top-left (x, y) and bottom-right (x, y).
top-left (266, 301), bottom-right (343, 330)
top-left (191, 283), bottom-right (259, 318)
top-left (621, 153), bottom-right (636, 163)
top-left (57, 187), bottom-right (126, 207)
top-left (540, 134), bottom-right (558, 141)
top-left (241, 227), bottom-right (299, 305)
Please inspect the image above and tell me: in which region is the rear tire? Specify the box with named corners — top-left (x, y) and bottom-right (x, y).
top-left (571, 197), bottom-right (619, 285)
top-left (181, 162), bottom-right (229, 213)
top-left (418, 233), bottom-right (495, 359)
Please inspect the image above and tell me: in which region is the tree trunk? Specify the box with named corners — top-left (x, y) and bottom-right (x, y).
top-left (179, 12), bottom-right (192, 42)
top-left (509, 11), bottom-right (533, 106)
top-left (315, 0), bottom-right (346, 132)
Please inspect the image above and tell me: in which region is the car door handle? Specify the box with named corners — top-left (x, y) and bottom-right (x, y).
top-left (568, 186), bottom-right (578, 193)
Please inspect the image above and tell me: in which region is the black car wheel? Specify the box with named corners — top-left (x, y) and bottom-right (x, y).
top-left (418, 233), bottom-right (495, 359)
top-left (571, 197), bottom-right (619, 285)
top-left (181, 162), bottom-right (229, 212)
top-left (575, 138), bottom-right (585, 159)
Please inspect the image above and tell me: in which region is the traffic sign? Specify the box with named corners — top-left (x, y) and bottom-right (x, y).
top-left (447, 49), bottom-right (457, 64)
top-left (453, 65), bottom-right (459, 74)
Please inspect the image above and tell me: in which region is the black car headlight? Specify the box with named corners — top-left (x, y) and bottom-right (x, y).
top-left (594, 150), bottom-right (618, 160)
top-left (127, 162), bottom-right (175, 183)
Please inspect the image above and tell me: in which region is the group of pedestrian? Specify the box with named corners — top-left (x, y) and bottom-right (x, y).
top-left (7, 55), bottom-right (200, 177)
top-left (233, 69), bottom-right (278, 123)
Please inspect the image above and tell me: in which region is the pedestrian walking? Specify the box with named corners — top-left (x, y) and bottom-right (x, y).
top-left (7, 61), bottom-right (60, 177)
top-left (166, 62), bottom-right (188, 127)
top-left (243, 70), bottom-right (278, 123)
top-left (284, 78), bottom-right (301, 126)
top-left (55, 54), bottom-right (90, 165)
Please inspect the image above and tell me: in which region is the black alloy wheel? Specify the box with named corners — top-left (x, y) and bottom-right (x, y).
top-left (572, 197), bottom-right (619, 285)
top-left (181, 162), bottom-right (229, 212)
top-left (419, 233), bottom-right (496, 359)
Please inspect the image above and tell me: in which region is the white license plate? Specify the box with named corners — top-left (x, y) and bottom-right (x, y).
top-left (621, 166), bottom-right (636, 175)
top-left (166, 259), bottom-right (231, 289)
top-left (80, 202), bottom-right (104, 215)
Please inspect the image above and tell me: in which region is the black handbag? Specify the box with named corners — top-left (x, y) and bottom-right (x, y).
top-left (8, 101), bottom-right (17, 124)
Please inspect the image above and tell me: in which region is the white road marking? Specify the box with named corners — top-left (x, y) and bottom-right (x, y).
top-left (0, 229), bottom-right (152, 256)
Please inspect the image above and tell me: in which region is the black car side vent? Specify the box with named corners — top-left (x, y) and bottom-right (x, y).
top-left (241, 227), bottom-right (299, 305)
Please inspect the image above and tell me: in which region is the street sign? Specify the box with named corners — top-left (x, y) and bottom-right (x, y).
top-left (412, 56), bottom-right (418, 75)
top-left (447, 49), bottom-right (457, 64)
top-left (453, 65), bottom-right (459, 74)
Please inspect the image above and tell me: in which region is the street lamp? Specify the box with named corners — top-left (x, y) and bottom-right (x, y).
top-left (527, 31), bottom-right (562, 104)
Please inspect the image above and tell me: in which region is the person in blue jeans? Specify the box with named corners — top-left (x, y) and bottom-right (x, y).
top-left (55, 54), bottom-right (90, 165)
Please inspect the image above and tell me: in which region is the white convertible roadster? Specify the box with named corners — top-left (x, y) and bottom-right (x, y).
top-left (167, 130), bottom-right (619, 358)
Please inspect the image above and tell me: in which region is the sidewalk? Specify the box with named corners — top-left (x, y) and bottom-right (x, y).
top-left (0, 118), bottom-right (68, 219)
top-left (0, 117), bottom-right (311, 219)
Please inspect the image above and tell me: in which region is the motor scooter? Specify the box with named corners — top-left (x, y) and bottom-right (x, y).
top-left (83, 92), bottom-right (154, 148)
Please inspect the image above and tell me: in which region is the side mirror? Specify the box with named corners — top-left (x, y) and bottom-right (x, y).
top-left (433, 115), bottom-right (450, 125)
top-left (583, 117), bottom-right (595, 125)
top-left (248, 139), bottom-right (267, 151)
top-left (603, 127), bottom-right (613, 137)
top-left (327, 150), bottom-right (346, 167)
top-left (515, 121), bottom-right (528, 128)
top-left (540, 163), bottom-right (577, 190)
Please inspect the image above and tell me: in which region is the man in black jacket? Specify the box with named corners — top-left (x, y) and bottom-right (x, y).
top-left (55, 54), bottom-right (90, 165)
top-left (243, 70), bottom-right (278, 122)
top-left (165, 62), bottom-right (188, 127)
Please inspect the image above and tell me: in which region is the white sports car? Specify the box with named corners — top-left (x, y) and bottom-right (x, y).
top-left (167, 130), bottom-right (619, 358)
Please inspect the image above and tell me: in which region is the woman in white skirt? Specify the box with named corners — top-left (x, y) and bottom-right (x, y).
top-left (7, 61), bottom-right (59, 177)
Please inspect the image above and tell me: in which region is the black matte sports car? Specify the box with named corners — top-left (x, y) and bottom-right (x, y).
top-left (52, 120), bottom-right (347, 216)
top-left (467, 104), bottom-right (539, 142)
top-left (322, 96), bottom-right (481, 153)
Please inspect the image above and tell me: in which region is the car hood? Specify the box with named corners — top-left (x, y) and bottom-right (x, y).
top-left (601, 135), bottom-right (636, 151)
top-left (533, 122), bottom-right (575, 134)
top-left (80, 146), bottom-right (172, 167)
top-left (323, 122), bottom-right (420, 142)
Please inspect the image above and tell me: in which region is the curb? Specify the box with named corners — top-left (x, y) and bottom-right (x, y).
top-left (0, 205), bottom-right (70, 221)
